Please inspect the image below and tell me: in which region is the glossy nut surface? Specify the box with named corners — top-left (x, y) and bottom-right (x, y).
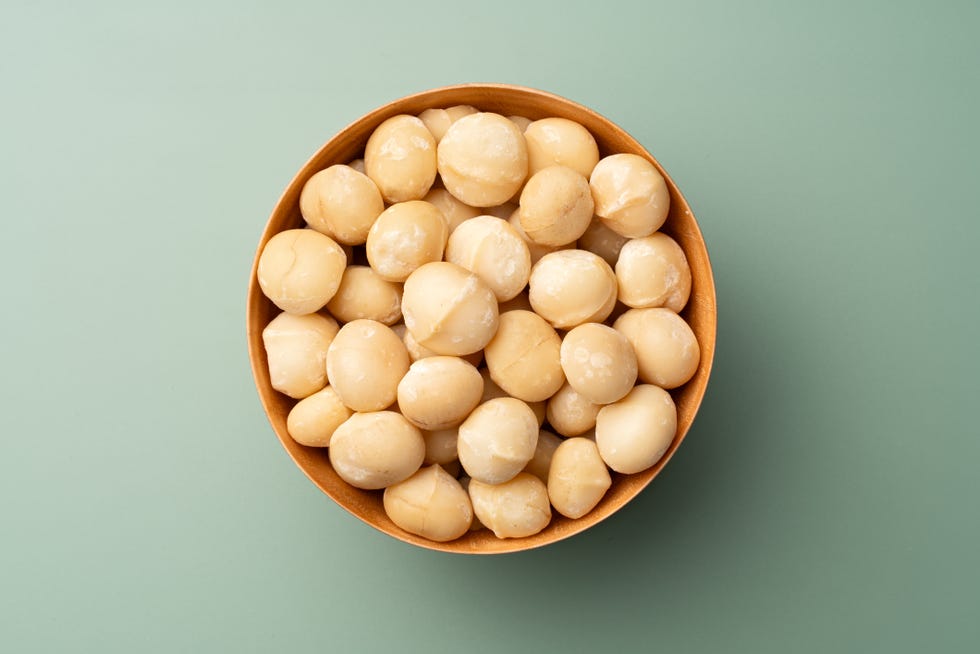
top-left (595, 385), bottom-right (677, 474)
top-left (457, 398), bottom-right (539, 484)
top-left (365, 114), bottom-right (437, 203)
top-left (257, 229), bottom-right (347, 315)
top-left (329, 411), bottom-right (425, 489)
top-left (262, 312), bottom-right (339, 399)
top-left (384, 465), bottom-right (473, 542)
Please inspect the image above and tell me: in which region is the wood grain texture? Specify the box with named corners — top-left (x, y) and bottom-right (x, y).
top-left (246, 84), bottom-right (718, 554)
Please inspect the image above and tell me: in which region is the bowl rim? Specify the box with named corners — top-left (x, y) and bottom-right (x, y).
top-left (247, 82), bottom-right (717, 554)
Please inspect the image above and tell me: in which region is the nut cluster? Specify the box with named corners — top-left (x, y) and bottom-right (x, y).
top-left (257, 105), bottom-right (699, 542)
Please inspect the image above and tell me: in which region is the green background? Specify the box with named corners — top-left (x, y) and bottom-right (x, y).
top-left (3, 0), bottom-right (978, 651)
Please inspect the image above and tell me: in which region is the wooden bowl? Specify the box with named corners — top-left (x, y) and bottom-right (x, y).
top-left (247, 84), bottom-right (717, 554)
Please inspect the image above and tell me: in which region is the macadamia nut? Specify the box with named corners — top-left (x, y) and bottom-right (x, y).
top-left (519, 166), bottom-right (594, 247)
top-left (397, 356), bottom-right (483, 430)
top-left (613, 308), bottom-right (700, 389)
top-left (384, 465), bottom-right (473, 542)
top-left (458, 398), bottom-right (539, 484)
top-left (468, 473), bottom-right (551, 539)
top-left (257, 229), bottom-right (347, 315)
top-left (547, 437), bottom-right (611, 519)
top-left (615, 233), bottom-right (692, 312)
top-left (590, 153), bottom-right (669, 238)
top-left (528, 250), bottom-right (617, 329)
top-left (423, 188), bottom-right (482, 233)
top-left (299, 165), bottom-right (384, 245)
top-left (524, 117), bottom-right (600, 179)
top-left (263, 312), bottom-right (339, 399)
top-left (484, 310), bottom-right (564, 402)
top-left (286, 386), bottom-right (352, 447)
top-left (366, 201), bottom-right (448, 282)
top-left (402, 262), bottom-right (499, 356)
top-left (577, 218), bottom-right (629, 267)
top-left (446, 216), bottom-right (531, 302)
top-left (522, 429), bottom-right (562, 483)
top-left (595, 384), bottom-right (677, 474)
top-left (479, 368), bottom-right (546, 426)
top-left (507, 208), bottom-right (564, 264)
top-left (365, 115), bottom-right (437, 203)
top-left (329, 411), bottom-right (425, 489)
top-left (399, 323), bottom-right (483, 367)
top-left (546, 382), bottom-right (602, 437)
top-left (438, 112), bottom-right (528, 207)
top-left (423, 428), bottom-right (459, 465)
top-left (326, 265), bottom-right (402, 325)
top-left (418, 108), bottom-right (453, 143)
top-left (326, 319), bottom-right (410, 411)
top-left (560, 323), bottom-right (638, 404)
top-left (419, 105), bottom-right (478, 143)
top-left (508, 115), bottom-right (532, 132)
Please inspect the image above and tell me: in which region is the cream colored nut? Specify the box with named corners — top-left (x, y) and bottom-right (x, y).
top-left (468, 473), bottom-right (551, 539)
top-left (546, 382), bottom-right (602, 437)
top-left (383, 464), bottom-right (473, 542)
top-left (519, 166), bottom-right (594, 247)
top-left (329, 411), bottom-right (424, 489)
top-left (366, 201), bottom-right (448, 283)
top-left (484, 310), bottom-right (564, 402)
top-left (446, 216), bottom-right (531, 302)
top-left (299, 165), bottom-right (385, 245)
top-left (438, 112), bottom-right (528, 207)
top-left (458, 398), bottom-right (539, 484)
top-left (365, 114), bottom-right (437, 203)
top-left (615, 233), bottom-right (692, 312)
top-left (508, 115), bottom-right (532, 132)
top-left (423, 428), bottom-right (459, 465)
top-left (402, 262), bottom-right (499, 356)
top-left (418, 105), bottom-right (477, 143)
top-left (326, 319), bottom-right (410, 411)
top-left (257, 229), bottom-right (347, 315)
top-left (418, 108), bottom-right (452, 143)
top-left (484, 202), bottom-right (517, 220)
top-left (397, 356), bottom-right (483, 430)
top-left (547, 437), bottom-right (611, 519)
top-left (479, 368), bottom-right (546, 425)
top-left (423, 187), bottom-right (481, 233)
top-left (498, 291), bottom-right (533, 313)
top-left (613, 308), bottom-right (700, 389)
top-left (507, 208), bottom-right (562, 264)
top-left (400, 324), bottom-right (482, 367)
top-left (577, 217), bottom-right (629, 267)
top-left (595, 384), bottom-right (677, 474)
top-left (590, 153), bottom-right (669, 238)
top-left (347, 158), bottom-right (365, 174)
top-left (326, 265), bottom-right (402, 325)
top-left (522, 429), bottom-right (562, 483)
top-left (445, 104), bottom-right (478, 122)
top-left (528, 249), bottom-right (617, 329)
top-left (263, 312), bottom-right (339, 399)
top-left (457, 476), bottom-right (486, 531)
top-left (524, 117), bottom-right (600, 179)
top-left (286, 386), bottom-right (351, 447)
top-left (560, 323), bottom-right (638, 404)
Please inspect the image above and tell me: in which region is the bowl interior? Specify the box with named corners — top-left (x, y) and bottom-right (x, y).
top-left (247, 84), bottom-right (717, 554)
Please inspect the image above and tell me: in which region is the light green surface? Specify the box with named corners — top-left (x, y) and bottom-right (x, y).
top-left (2, 0), bottom-right (978, 651)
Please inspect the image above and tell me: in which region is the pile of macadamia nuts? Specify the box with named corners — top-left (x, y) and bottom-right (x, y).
top-left (258, 106), bottom-right (700, 543)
